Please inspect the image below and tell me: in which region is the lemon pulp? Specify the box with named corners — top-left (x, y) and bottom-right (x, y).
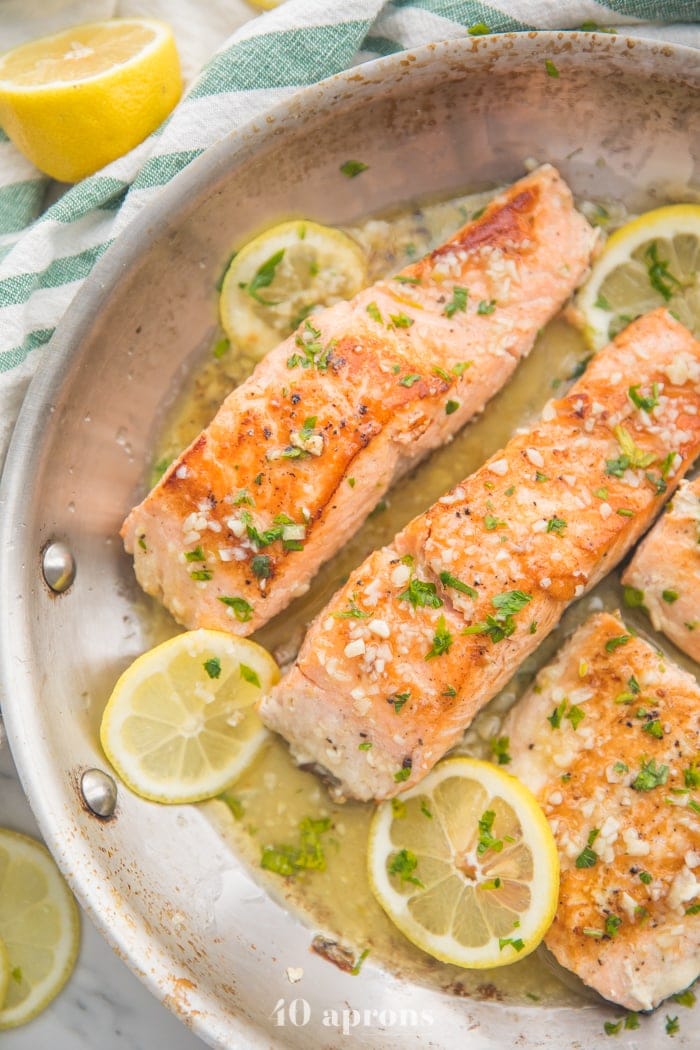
top-left (576, 204), bottom-right (700, 350)
top-left (219, 220), bottom-right (368, 359)
top-left (100, 629), bottom-right (279, 803)
top-left (368, 757), bottom-right (559, 968)
top-left (0, 829), bottom-right (80, 1029)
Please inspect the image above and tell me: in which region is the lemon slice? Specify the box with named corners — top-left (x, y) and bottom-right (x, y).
top-left (0, 19), bottom-right (182, 181)
top-left (576, 204), bottom-right (700, 350)
top-left (219, 220), bottom-right (368, 358)
top-left (246, 0), bottom-right (286, 8)
top-left (0, 829), bottom-right (80, 1029)
top-left (0, 937), bottom-right (9, 1010)
top-left (100, 629), bottom-right (278, 803)
top-left (367, 757), bottom-right (559, 968)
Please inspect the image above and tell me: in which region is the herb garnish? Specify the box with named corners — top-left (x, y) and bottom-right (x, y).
top-left (218, 595), bottom-right (254, 622)
top-left (444, 286), bottom-right (468, 319)
top-left (203, 658), bottom-right (221, 679)
top-left (399, 578), bottom-right (443, 608)
top-left (439, 571), bottom-right (478, 599)
top-left (245, 249), bottom-right (284, 305)
top-left (425, 615), bottom-right (453, 659)
top-left (340, 159), bottom-right (368, 178)
top-left (631, 758), bottom-right (669, 791)
top-left (575, 828), bottom-right (600, 869)
top-left (261, 816), bottom-right (332, 876)
top-left (462, 590), bottom-right (532, 643)
top-left (388, 849), bottom-right (424, 887)
top-left (645, 242), bottom-right (681, 301)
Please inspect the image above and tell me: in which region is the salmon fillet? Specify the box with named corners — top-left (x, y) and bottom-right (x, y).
top-left (260, 310), bottom-right (700, 801)
top-left (503, 611), bottom-right (700, 1010)
top-left (121, 165), bottom-right (595, 634)
top-left (622, 476), bottom-right (700, 661)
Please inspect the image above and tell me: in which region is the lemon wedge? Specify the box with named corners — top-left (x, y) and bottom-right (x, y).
top-left (246, 0), bottom-right (287, 8)
top-left (219, 219), bottom-right (367, 359)
top-left (367, 757), bottom-right (559, 968)
top-left (0, 19), bottom-right (182, 181)
top-left (576, 204), bottom-right (700, 350)
top-left (100, 629), bottom-right (278, 803)
top-left (0, 829), bottom-right (80, 1029)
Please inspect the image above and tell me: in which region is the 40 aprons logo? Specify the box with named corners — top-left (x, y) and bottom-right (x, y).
top-left (272, 997), bottom-right (434, 1036)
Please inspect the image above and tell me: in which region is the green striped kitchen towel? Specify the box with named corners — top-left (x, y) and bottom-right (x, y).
top-left (0, 0), bottom-right (698, 465)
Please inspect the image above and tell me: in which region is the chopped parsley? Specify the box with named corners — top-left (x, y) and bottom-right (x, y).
top-left (445, 399), bottom-right (460, 415)
top-left (545, 59), bottom-right (560, 78)
top-left (645, 242), bottom-right (681, 301)
top-left (260, 816), bottom-right (332, 876)
top-left (639, 871), bottom-right (653, 885)
top-left (628, 383), bottom-right (659, 412)
top-left (390, 312), bottom-right (414, 329)
top-left (287, 320), bottom-right (334, 371)
top-left (399, 577), bottom-right (443, 609)
top-left (389, 690), bottom-right (410, 714)
top-left (605, 634), bottom-right (632, 653)
top-left (399, 373), bottom-right (421, 387)
top-left (499, 937), bottom-right (525, 952)
top-left (220, 794), bottom-right (244, 820)
top-left (394, 274), bottom-right (421, 285)
top-left (358, 741), bottom-right (373, 751)
top-left (190, 568), bottom-right (213, 581)
top-left (477, 810), bottom-right (504, 856)
top-left (212, 336), bottom-right (229, 359)
top-left (389, 849), bottom-right (424, 886)
top-left (444, 286), bottom-right (468, 319)
top-left (366, 301), bottom-right (383, 323)
top-left (394, 764), bottom-right (412, 783)
top-left (623, 586), bottom-right (646, 609)
top-left (605, 425), bottom-right (657, 476)
top-left (642, 718), bottom-right (664, 740)
top-left (684, 762), bottom-right (700, 789)
top-left (662, 589), bottom-right (679, 603)
top-left (218, 595), bottom-right (254, 622)
top-left (547, 698), bottom-right (585, 731)
top-left (185, 546), bottom-right (205, 562)
top-left (240, 663), bottom-right (261, 688)
top-left (490, 735), bottom-right (511, 765)
top-left (575, 828), bottom-right (600, 869)
top-left (420, 800), bottom-right (433, 820)
top-left (425, 615), bottom-right (454, 660)
top-left (245, 249), bottom-right (284, 305)
top-left (463, 590), bottom-right (532, 643)
top-left (350, 948), bottom-right (370, 975)
top-left (665, 1015), bottom-right (680, 1037)
top-left (340, 159), bottom-right (368, 178)
top-left (468, 22), bottom-right (490, 35)
top-left (334, 597), bottom-right (369, 619)
top-left (484, 512), bottom-right (507, 531)
top-left (673, 990), bottom-right (696, 1008)
top-left (251, 554), bottom-right (271, 579)
top-left (477, 299), bottom-right (496, 315)
top-left (605, 913), bottom-right (622, 938)
top-left (452, 360), bottom-right (472, 376)
top-left (546, 516), bottom-right (567, 535)
top-left (632, 758), bottom-right (669, 791)
top-left (203, 657), bottom-right (221, 679)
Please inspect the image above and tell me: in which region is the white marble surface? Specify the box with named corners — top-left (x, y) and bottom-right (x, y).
top-left (0, 735), bottom-right (207, 1050)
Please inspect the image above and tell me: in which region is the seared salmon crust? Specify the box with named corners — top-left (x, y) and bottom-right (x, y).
top-left (260, 310), bottom-right (700, 801)
top-left (122, 165), bottom-right (595, 634)
top-left (504, 611), bottom-right (700, 1011)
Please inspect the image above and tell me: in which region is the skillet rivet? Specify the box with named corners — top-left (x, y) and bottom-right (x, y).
top-left (42, 541), bottom-right (76, 593)
top-left (80, 768), bottom-right (117, 818)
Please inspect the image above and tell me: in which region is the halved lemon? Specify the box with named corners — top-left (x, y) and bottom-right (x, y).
top-left (367, 757), bottom-right (559, 968)
top-left (0, 829), bottom-right (80, 1029)
top-left (100, 629), bottom-right (278, 803)
top-left (219, 220), bottom-right (368, 358)
top-left (576, 204), bottom-right (700, 350)
top-left (0, 19), bottom-right (182, 181)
